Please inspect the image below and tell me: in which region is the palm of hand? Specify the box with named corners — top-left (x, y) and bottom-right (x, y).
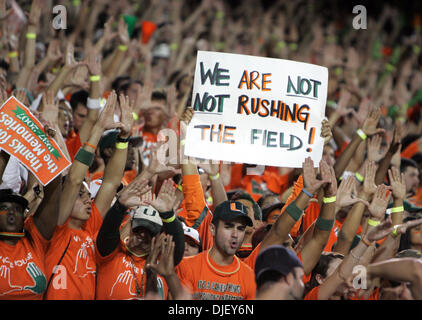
top-left (151, 194), bottom-right (173, 213)
top-left (368, 198), bottom-right (387, 220)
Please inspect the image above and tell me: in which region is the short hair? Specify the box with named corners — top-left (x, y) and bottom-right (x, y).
top-left (400, 158), bottom-right (419, 173)
top-left (151, 90), bottom-right (167, 103)
top-left (231, 191), bottom-right (262, 221)
top-left (69, 90), bottom-right (89, 111)
top-left (257, 191), bottom-right (278, 208)
top-left (0, 59), bottom-right (9, 72)
top-left (256, 270), bottom-right (284, 291)
top-left (306, 252), bottom-right (344, 294)
top-left (411, 152), bottom-right (422, 165)
top-left (401, 134), bottom-right (420, 151)
top-left (111, 76), bottom-right (131, 91)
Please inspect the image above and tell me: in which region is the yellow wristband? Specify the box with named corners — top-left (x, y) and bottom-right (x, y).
top-left (26, 33), bottom-right (37, 40)
top-left (209, 173), bottom-right (220, 180)
top-left (118, 45), bottom-right (128, 52)
top-left (391, 206), bottom-right (404, 213)
top-left (90, 75), bottom-right (101, 82)
top-left (391, 225), bottom-right (400, 238)
top-left (132, 112), bottom-right (139, 121)
top-left (177, 184), bottom-right (183, 192)
top-left (323, 196), bottom-right (336, 204)
top-left (8, 51), bottom-right (18, 58)
top-left (356, 129), bottom-right (367, 140)
top-left (368, 219), bottom-right (381, 227)
top-left (162, 215), bottom-right (175, 223)
top-left (116, 142), bottom-right (128, 150)
top-left (355, 172), bottom-right (364, 182)
top-left (180, 139), bottom-right (186, 146)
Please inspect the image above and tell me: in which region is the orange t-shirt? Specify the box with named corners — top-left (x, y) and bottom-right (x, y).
top-left (401, 140), bottom-right (419, 159)
top-left (66, 130), bottom-right (81, 161)
top-left (175, 249), bottom-right (256, 300)
top-left (95, 240), bottom-right (167, 300)
top-left (43, 202), bottom-right (102, 300)
top-left (304, 285), bottom-right (319, 300)
top-left (0, 217), bottom-right (49, 300)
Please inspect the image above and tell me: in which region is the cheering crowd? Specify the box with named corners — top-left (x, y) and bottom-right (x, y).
top-left (0, 0), bottom-right (422, 300)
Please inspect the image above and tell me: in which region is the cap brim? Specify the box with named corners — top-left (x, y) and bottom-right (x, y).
top-left (0, 194), bottom-right (28, 209)
top-left (131, 219), bottom-right (162, 236)
top-left (262, 202), bottom-right (285, 220)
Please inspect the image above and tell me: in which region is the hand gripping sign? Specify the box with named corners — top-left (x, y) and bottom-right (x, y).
top-left (184, 51), bottom-right (328, 168)
top-left (0, 96), bottom-right (71, 185)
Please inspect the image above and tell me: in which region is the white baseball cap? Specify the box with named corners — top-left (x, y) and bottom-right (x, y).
top-left (182, 222), bottom-right (200, 246)
top-left (132, 205), bottom-right (163, 236)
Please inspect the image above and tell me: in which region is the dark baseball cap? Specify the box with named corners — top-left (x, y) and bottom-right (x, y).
top-left (212, 200), bottom-right (253, 227)
top-left (0, 189), bottom-right (28, 209)
top-left (255, 245), bottom-right (303, 282)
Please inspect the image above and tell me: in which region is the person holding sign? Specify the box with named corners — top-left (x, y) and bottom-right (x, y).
top-left (0, 147), bottom-right (62, 299)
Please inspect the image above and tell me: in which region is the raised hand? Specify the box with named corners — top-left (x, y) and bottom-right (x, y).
top-left (180, 107), bottom-right (194, 124)
top-left (388, 166), bottom-right (406, 201)
top-left (321, 119), bottom-right (332, 146)
top-left (0, 0), bottom-right (11, 21)
top-left (65, 42), bottom-right (86, 69)
top-left (118, 94), bottom-right (134, 137)
top-left (117, 179), bottom-right (151, 208)
top-left (336, 176), bottom-right (369, 209)
top-left (146, 179), bottom-right (177, 213)
top-left (96, 91), bottom-right (123, 130)
top-left (40, 89), bottom-right (58, 123)
top-left (147, 142), bottom-right (176, 176)
top-left (320, 159), bottom-right (337, 197)
top-left (46, 40), bottom-right (63, 63)
top-left (362, 161), bottom-right (378, 197)
top-left (366, 216), bottom-right (393, 242)
top-left (28, 0), bottom-right (42, 26)
top-left (199, 160), bottom-right (220, 177)
top-left (85, 48), bottom-right (102, 76)
top-left (302, 157), bottom-right (330, 195)
top-left (146, 234), bottom-right (176, 278)
top-left (334, 88), bottom-right (353, 117)
top-left (136, 81), bottom-right (153, 112)
top-left (117, 17), bottom-right (130, 45)
top-left (368, 184), bottom-right (392, 220)
top-left (367, 135), bottom-right (384, 162)
top-left (395, 218), bottom-right (422, 236)
top-left (361, 106), bottom-right (385, 137)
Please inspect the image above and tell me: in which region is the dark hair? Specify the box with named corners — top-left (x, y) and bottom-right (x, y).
top-left (111, 76), bottom-right (131, 91)
top-left (400, 158), bottom-right (419, 173)
top-left (256, 270), bottom-right (284, 291)
top-left (411, 153), bottom-right (422, 165)
top-left (151, 90), bottom-right (167, 103)
top-left (231, 191), bottom-right (262, 221)
top-left (257, 191), bottom-right (278, 208)
top-left (398, 215), bottom-right (422, 252)
top-left (401, 134), bottom-right (420, 151)
top-left (305, 252), bottom-right (344, 295)
top-left (0, 59), bottom-right (9, 72)
top-left (69, 90), bottom-right (89, 111)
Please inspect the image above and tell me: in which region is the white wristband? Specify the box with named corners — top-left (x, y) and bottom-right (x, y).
top-left (87, 98), bottom-right (101, 110)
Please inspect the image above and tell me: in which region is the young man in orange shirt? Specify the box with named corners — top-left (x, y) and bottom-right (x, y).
top-left (149, 200), bottom-right (257, 300)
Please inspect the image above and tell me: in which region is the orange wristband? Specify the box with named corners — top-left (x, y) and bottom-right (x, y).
top-left (84, 142), bottom-right (97, 150)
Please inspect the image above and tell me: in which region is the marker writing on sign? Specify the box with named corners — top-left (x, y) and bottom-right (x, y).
top-left (306, 127), bottom-right (315, 152)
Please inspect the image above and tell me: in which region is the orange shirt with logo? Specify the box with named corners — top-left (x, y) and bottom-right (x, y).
top-left (176, 249), bottom-right (256, 300)
top-left (0, 217), bottom-right (49, 300)
top-left (43, 202), bottom-right (102, 300)
top-left (95, 240), bottom-right (168, 300)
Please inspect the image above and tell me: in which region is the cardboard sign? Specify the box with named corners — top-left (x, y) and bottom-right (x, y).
top-left (0, 97), bottom-right (71, 185)
top-left (184, 51), bottom-right (328, 168)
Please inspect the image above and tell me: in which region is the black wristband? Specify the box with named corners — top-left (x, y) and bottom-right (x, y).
top-left (116, 135), bottom-right (130, 143)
